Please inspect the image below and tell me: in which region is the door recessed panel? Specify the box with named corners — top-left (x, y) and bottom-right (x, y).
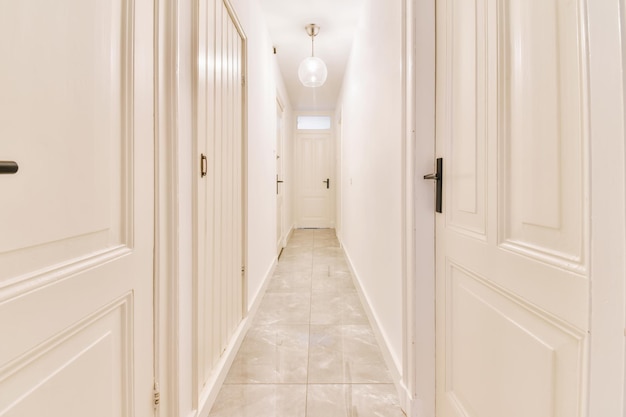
top-left (0, 0), bottom-right (133, 282)
top-left (447, 0), bottom-right (487, 238)
top-left (499, 0), bottom-right (587, 269)
top-left (0, 295), bottom-right (132, 417)
top-left (446, 263), bottom-right (584, 417)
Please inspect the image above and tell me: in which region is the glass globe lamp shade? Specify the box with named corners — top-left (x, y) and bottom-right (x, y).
top-left (298, 56), bottom-right (328, 87)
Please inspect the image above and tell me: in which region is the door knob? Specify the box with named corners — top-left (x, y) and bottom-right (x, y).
top-left (0, 161), bottom-right (18, 174)
top-left (423, 158), bottom-right (443, 213)
top-left (323, 178), bottom-right (330, 189)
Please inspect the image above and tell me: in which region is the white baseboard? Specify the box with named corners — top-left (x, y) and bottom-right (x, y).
top-left (282, 224), bottom-right (294, 247)
top-left (196, 258), bottom-right (278, 417)
top-left (341, 242), bottom-right (413, 416)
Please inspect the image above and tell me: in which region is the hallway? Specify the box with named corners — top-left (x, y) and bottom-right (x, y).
top-left (208, 229), bottom-right (405, 416)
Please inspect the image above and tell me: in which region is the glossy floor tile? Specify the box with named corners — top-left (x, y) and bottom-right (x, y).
top-left (307, 384), bottom-right (405, 417)
top-left (209, 229), bottom-right (404, 417)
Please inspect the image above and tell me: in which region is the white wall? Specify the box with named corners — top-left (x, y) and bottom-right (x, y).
top-left (337, 0), bottom-right (404, 370)
top-left (229, 0), bottom-right (292, 307)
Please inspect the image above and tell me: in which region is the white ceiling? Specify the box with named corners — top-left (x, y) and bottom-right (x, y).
top-left (258, 0), bottom-right (365, 111)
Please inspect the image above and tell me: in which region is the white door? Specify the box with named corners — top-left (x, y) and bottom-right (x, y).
top-left (276, 101), bottom-right (285, 253)
top-left (195, 0), bottom-right (245, 403)
top-left (435, 1), bottom-right (589, 416)
top-left (296, 132), bottom-right (332, 228)
top-left (0, 1), bottom-right (155, 416)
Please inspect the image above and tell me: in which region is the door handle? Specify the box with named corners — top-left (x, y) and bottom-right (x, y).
top-left (423, 158), bottom-right (443, 213)
top-left (323, 178), bottom-right (330, 189)
top-left (200, 154), bottom-right (207, 177)
top-left (0, 161), bottom-right (18, 174)
top-left (276, 175), bottom-right (284, 194)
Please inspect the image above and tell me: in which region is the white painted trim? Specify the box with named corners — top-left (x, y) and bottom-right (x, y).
top-left (196, 258), bottom-right (278, 417)
top-left (282, 224), bottom-right (294, 249)
top-left (154, 0), bottom-right (183, 415)
top-left (248, 258), bottom-right (278, 323)
top-left (246, 258), bottom-right (278, 313)
top-left (588, 0), bottom-right (626, 414)
top-left (341, 244), bottom-right (408, 411)
top-left (409, 0), bottom-right (437, 416)
top-left (401, 0), bottom-right (416, 415)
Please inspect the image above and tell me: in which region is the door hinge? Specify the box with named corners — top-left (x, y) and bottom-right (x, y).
top-left (241, 265), bottom-right (245, 274)
top-left (242, 75), bottom-right (246, 85)
top-left (153, 382), bottom-right (161, 409)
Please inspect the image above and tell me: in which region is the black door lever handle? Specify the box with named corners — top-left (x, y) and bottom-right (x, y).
top-left (276, 175), bottom-right (284, 194)
top-left (423, 158), bottom-right (443, 213)
top-left (323, 178), bottom-right (330, 189)
top-left (0, 161), bottom-right (18, 174)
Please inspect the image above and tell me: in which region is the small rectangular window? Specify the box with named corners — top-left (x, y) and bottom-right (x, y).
top-left (297, 116), bottom-right (331, 130)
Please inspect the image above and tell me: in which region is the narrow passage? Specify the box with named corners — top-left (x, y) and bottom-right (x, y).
top-left (209, 228), bottom-right (405, 417)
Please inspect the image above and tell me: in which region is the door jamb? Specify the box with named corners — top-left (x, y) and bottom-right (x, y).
top-left (402, 0), bottom-right (436, 416)
top-left (154, 0), bottom-right (183, 415)
top-left (588, 0), bottom-right (626, 414)
top-left (276, 95), bottom-right (285, 253)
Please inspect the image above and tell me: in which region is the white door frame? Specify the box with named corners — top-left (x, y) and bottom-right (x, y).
top-left (400, 0), bottom-right (436, 415)
top-left (335, 109), bottom-right (343, 240)
top-left (587, 0), bottom-right (626, 414)
top-left (276, 96), bottom-right (285, 253)
top-left (401, 0), bottom-right (436, 416)
top-left (154, 0), bottom-right (183, 415)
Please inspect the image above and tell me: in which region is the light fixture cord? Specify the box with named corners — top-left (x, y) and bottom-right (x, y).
top-left (311, 34), bottom-right (315, 57)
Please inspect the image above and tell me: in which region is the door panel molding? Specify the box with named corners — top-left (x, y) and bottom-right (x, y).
top-left (0, 293), bottom-right (133, 416)
top-left (0, 0), bottom-right (136, 283)
top-left (498, 0), bottom-right (588, 272)
top-left (446, 0), bottom-right (488, 239)
top-left (445, 262), bottom-right (585, 417)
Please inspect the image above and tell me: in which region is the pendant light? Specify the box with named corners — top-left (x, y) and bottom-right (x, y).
top-left (298, 24), bottom-right (328, 88)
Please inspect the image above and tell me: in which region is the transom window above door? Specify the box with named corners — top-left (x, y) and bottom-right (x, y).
top-left (297, 116), bottom-right (331, 130)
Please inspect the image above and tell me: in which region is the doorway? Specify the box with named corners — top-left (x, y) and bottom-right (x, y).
top-left (276, 98), bottom-right (285, 254)
top-left (295, 115), bottom-right (334, 228)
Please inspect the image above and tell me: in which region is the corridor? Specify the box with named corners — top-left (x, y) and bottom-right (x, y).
top-left (208, 229), bottom-right (405, 416)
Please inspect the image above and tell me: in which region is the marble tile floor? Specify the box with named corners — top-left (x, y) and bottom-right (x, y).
top-left (208, 228), bottom-right (406, 417)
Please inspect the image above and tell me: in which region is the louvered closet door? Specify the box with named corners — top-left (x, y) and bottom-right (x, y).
top-left (435, 0), bottom-right (590, 416)
top-left (195, 0), bottom-right (245, 401)
top-left (0, 1), bottom-right (155, 416)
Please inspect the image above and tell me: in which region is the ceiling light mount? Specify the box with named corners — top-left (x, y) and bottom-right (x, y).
top-left (298, 23), bottom-right (328, 88)
top-left (305, 23), bottom-right (320, 38)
